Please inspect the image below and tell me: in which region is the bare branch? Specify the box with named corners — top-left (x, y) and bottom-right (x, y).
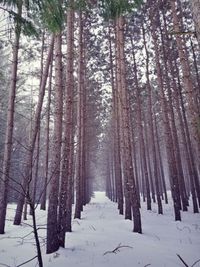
top-left (191, 259), bottom-right (200, 267)
top-left (103, 243), bottom-right (133, 256)
top-left (16, 256), bottom-right (38, 267)
top-left (177, 254), bottom-right (189, 267)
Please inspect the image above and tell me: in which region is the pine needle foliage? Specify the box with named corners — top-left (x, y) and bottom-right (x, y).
top-left (99, 0), bottom-right (143, 19)
top-left (39, 0), bottom-right (64, 32)
top-left (0, 0), bottom-right (40, 36)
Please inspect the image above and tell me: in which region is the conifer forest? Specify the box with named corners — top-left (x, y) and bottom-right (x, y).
top-left (0, 0), bottom-right (200, 267)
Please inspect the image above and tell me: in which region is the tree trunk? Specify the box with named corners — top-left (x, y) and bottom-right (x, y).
top-left (171, 0), bottom-right (200, 158)
top-left (170, 0), bottom-right (200, 207)
top-left (13, 36), bottom-right (54, 226)
top-left (174, 59), bottom-right (199, 212)
top-left (158, 15), bottom-right (188, 211)
top-left (115, 20), bottom-right (131, 220)
top-left (116, 15), bottom-right (142, 233)
top-left (150, 8), bottom-right (181, 221)
top-left (133, 46), bottom-right (151, 211)
top-left (46, 32), bottom-right (63, 254)
top-left (58, 0), bottom-right (74, 245)
top-left (0, 1), bottom-right (22, 234)
top-left (108, 23), bottom-right (124, 214)
top-left (75, 10), bottom-right (84, 219)
top-left (40, 52), bottom-right (52, 211)
top-left (141, 23), bottom-right (162, 213)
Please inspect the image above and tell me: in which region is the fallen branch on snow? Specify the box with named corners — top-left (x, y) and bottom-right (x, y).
top-left (103, 243), bottom-right (133, 256)
top-left (16, 255), bottom-right (38, 267)
top-left (177, 254), bottom-right (200, 267)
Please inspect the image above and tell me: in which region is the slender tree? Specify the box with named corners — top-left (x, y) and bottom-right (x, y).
top-left (46, 32), bottom-right (63, 254)
top-left (14, 36), bottom-right (54, 226)
top-left (116, 14), bottom-right (142, 232)
top-left (0, 0), bottom-right (22, 234)
top-left (150, 4), bottom-right (181, 221)
top-left (75, 10), bottom-right (85, 219)
top-left (58, 0), bottom-right (75, 245)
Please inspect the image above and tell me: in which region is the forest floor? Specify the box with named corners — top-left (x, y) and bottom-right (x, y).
top-left (0, 192), bottom-right (200, 267)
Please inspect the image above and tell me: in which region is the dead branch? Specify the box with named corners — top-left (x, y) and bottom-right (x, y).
top-left (191, 259), bottom-right (200, 267)
top-left (37, 227), bottom-right (47, 231)
top-left (0, 230), bottom-right (33, 242)
top-left (16, 255), bottom-right (38, 267)
top-left (177, 254), bottom-right (200, 267)
top-left (103, 243), bottom-right (133, 256)
top-left (21, 222), bottom-right (34, 228)
top-left (177, 254), bottom-right (190, 267)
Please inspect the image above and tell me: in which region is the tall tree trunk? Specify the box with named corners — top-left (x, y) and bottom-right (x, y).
top-left (174, 59), bottom-right (199, 211)
top-left (154, 115), bottom-right (168, 204)
top-left (40, 53), bottom-right (52, 211)
top-left (150, 8), bottom-right (181, 221)
top-left (108, 23), bottom-right (123, 214)
top-left (13, 36), bottom-right (54, 226)
top-left (0, 1), bottom-right (22, 234)
top-left (158, 15), bottom-right (188, 211)
top-left (142, 22), bottom-right (163, 214)
top-left (115, 20), bottom-right (131, 220)
top-left (46, 33), bottom-right (63, 254)
top-left (170, 0), bottom-right (200, 207)
top-left (170, 0), bottom-right (200, 158)
top-left (58, 0), bottom-right (74, 244)
top-left (75, 10), bottom-right (84, 219)
top-left (116, 16), bottom-right (142, 233)
top-left (132, 38), bottom-right (151, 211)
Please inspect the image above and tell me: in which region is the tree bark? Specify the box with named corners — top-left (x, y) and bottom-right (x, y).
top-left (171, 0), bottom-right (200, 158)
top-left (108, 23), bottom-right (124, 214)
top-left (13, 36), bottom-right (54, 226)
top-left (46, 32), bottom-right (63, 254)
top-left (0, 1), bottom-right (22, 234)
top-left (150, 8), bottom-right (181, 221)
top-left (40, 51), bottom-right (53, 211)
top-left (75, 10), bottom-right (84, 219)
top-left (58, 0), bottom-right (74, 245)
top-left (116, 15), bottom-right (142, 233)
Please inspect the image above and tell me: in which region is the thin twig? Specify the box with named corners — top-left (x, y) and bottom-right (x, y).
top-left (16, 255), bottom-right (38, 267)
top-left (177, 254), bottom-right (189, 267)
top-left (103, 243), bottom-right (133, 256)
top-left (21, 222), bottom-right (34, 228)
top-left (191, 258), bottom-right (200, 267)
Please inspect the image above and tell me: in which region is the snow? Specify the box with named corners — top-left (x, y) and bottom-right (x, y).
top-left (0, 192), bottom-right (200, 267)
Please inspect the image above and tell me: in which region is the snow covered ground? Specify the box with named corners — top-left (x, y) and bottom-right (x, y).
top-left (0, 192), bottom-right (200, 267)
